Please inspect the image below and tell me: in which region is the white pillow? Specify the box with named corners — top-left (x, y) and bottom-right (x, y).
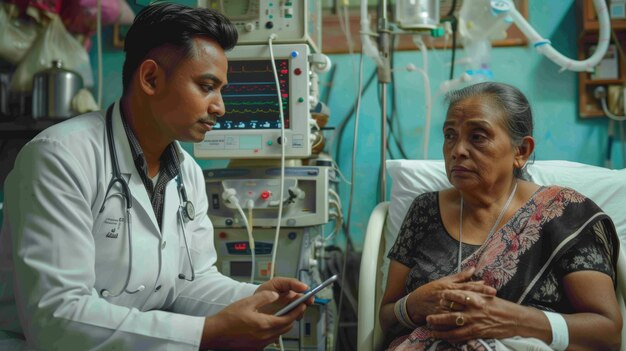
top-left (382, 159), bottom-right (626, 286)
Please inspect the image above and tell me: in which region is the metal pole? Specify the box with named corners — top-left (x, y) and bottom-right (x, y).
top-left (380, 82), bottom-right (387, 201)
top-left (377, 0), bottom-right (391, 201)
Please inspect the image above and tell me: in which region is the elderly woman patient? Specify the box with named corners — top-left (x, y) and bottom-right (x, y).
top-left (380, 82), bottom-right (622, 351)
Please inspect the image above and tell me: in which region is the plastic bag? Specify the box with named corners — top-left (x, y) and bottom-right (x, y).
top-left (61, 0), bottom-right (135, 50)
top-left (0, 3), bottom-right (41, 64)
top-left (10, 14), bottom-right (93, 92)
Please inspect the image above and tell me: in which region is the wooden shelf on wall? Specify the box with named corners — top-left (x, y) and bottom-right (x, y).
top-left (321, 0), bottom-right (528, 54)
top-left (581, 0), bottom-right (626, 31)
top-left (578, 0), bottom-right (626, 118)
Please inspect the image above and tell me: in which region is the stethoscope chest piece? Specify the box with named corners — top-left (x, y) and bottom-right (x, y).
top-left (182, 201), bottom-right (195, 222)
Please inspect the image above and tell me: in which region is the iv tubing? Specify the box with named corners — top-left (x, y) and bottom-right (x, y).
top-left (508, 0), bottom-right (610, 72)
top-left (360, 0), bottom-right (382, 67)
top-left (413, 37), bottom-right (432, 160)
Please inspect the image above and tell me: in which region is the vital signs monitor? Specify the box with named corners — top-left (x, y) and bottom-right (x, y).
top-left (193, 44), bottom-right (312, 159)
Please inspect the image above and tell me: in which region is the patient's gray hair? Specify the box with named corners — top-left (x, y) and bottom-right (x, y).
top-left (444, 82), bottom-right (534, 179)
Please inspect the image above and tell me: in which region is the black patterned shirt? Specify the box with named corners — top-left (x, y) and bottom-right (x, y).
top-left (121, 115), bottom-right (180, 230)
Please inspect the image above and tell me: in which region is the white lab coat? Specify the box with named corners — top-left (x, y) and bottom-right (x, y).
top-left (0, 102), bottom-right (258, 350)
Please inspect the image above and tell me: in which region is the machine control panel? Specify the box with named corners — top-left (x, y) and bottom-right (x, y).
top-left (204, 166), bottom-right (331, 227)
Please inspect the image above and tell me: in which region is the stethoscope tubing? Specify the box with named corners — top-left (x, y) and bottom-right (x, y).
top-left (99, 104), bottom-right (195, 298)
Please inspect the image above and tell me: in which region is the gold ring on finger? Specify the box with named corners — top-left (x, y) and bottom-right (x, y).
top-left (455, 314), bottom-right (465, 327)
top-left (449, 301), bottom-right (455, 310)
top-left (465, 296), bottom-right (471, 303)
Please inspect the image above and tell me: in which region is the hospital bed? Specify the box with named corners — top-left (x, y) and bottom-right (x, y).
top-left (358, 160), bottom-right (626, 351)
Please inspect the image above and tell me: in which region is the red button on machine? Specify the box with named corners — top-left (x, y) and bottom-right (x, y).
top-left (260, 191), bottom-right (271, 200)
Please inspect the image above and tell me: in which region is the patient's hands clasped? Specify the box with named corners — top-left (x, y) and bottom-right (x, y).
top-left (427, 288), bottom-right (522, 343)
top-left (404, 268), bottom-right (496, 326)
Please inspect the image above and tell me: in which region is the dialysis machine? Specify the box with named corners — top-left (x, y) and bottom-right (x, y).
top-left (195, 1), bottom-right (335, 350)
top-left (205, 166), bottom-right (335, 350)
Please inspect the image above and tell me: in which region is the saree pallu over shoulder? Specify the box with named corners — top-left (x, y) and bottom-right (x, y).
top-left (466, 186), bottom-right (619, 304)
top-left (387, 186), bottom-right (620, 351)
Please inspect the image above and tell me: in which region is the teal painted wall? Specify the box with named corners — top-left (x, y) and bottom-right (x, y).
top-left (1, 1), bottom-right (622, 247)
top-left (321, 1), bottom-right (621, 248)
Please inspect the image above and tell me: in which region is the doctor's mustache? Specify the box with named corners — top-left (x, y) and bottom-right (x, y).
top-left (199, 114), bottom-right (219, 125)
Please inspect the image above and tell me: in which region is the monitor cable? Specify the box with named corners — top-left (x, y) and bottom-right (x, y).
top-left (268, 33), bottom-right (287, 351)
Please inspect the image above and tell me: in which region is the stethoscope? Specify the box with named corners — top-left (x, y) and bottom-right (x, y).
top-left (99, 105), bottom-right (196, 298)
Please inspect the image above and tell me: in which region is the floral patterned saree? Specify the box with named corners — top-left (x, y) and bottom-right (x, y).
top-left (388, 186), bottom-right (619, 351)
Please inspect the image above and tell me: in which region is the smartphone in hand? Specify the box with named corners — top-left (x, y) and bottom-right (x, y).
top-left (274, 275), bottom-right (338, 316)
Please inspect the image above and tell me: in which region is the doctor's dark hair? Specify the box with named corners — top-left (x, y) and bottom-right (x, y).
top-left (122, 2), bottom-right (238, 93)
top-left (444, 82), bottom-right (534, 179)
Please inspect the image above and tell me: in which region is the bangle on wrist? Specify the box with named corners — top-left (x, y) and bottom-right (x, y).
top-left (542, 311), bottom-right (569, 351)
top-left (393, 294), bottom-right (418, 330)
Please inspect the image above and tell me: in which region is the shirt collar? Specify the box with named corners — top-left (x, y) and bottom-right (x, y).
top-left (119, 109), bottom-right (182, 179)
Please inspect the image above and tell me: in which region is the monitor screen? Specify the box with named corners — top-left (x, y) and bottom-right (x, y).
top-left (216, 59), bottom-right (290, 130)
top-left (193, 43), bottom-right (311, 159)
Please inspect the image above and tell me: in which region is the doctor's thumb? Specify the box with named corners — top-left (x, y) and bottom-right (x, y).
top-left (250, 291), bottom-right (280, 308)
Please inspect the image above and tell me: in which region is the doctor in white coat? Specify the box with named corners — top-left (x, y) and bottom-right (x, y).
top-left (0, 3), bottom-right (310, 350)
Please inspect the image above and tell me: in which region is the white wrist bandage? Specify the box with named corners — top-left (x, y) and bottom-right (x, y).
top-left (543, 311), bottom-right (569, 351)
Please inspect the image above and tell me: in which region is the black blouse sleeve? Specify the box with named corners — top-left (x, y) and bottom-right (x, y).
top-left (557, 220), bottom-right (616, 283)
top-left (388, 192), bottom-right (438, 268)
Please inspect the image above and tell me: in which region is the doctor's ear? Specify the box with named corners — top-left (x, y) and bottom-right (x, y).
top-left (138, 60), bottom-right (160, 95)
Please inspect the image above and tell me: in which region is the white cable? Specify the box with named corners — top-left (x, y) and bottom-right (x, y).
top-left (338, 3), bottom-right (355, 55)
top-left (328, 188), bottom-right (340, 201)
top-left (328, 200), bottom-right (342, 216)
top-left (323, 217), bottom-right (342, 243)
top-left (309, 118), bottom-right (320, 130)
top-left (335, 52), bottom-right (365, 344)
top-left (311, 132), bottom-right (324, 150)
top-left (360, 0), bottom-right (382, 67)
top-left (331, 159), bottom-right (351, 185)
top-left (328, 6), bottom-right (362, 162)
top-left (232, 201), bottom-right (253, 282)
top-left (268, 34), bottom-right (286, 281)
top-left (600, 98), bottom-right (626, 121)
top-left (325, 197), bottom-right (343, 243)
top-left (96, 0), bottom-right (102, 107)
top-left (222, 189), bottom-right (255, 283)
top-left (246, 200), bottom-right (255, 283)
top-left (328, 189), bottom-right (342, 211)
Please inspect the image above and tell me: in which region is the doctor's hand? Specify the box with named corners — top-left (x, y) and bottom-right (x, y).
top-left (255, 277), bottom-right (313, 314)
top-left (199, 290), bottom-right (306, 351)
top-left (256, 276), bottom-right (309, 295)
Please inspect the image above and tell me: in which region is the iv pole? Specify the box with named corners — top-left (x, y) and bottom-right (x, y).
top-left (376, 0), bottom-right (391, 201)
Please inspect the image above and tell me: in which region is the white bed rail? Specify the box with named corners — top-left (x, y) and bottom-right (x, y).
top-left (358, 201), bottom-right (389, 351)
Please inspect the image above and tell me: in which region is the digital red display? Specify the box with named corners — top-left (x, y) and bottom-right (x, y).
top-left (233, 242), bottom-right (248, 251)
